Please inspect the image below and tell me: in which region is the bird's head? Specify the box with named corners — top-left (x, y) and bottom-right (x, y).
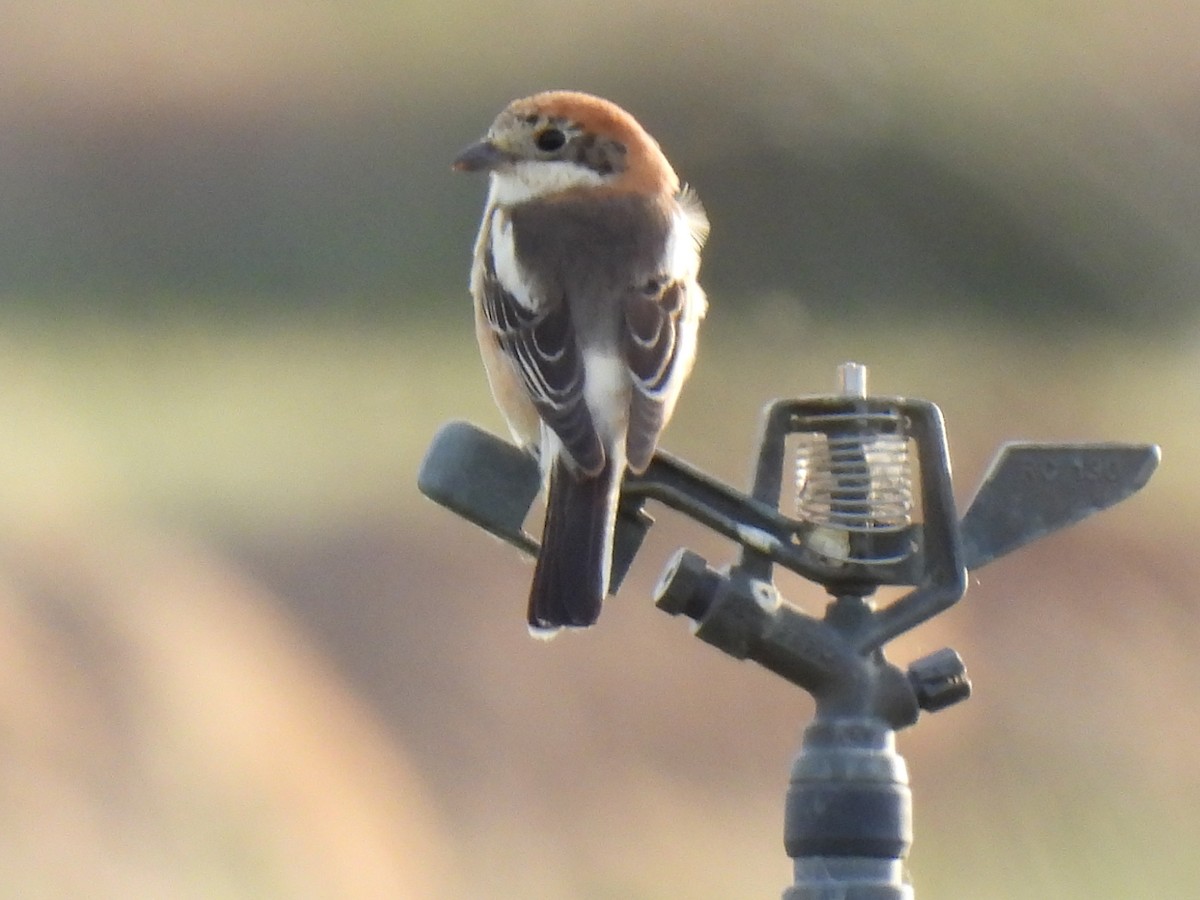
top-left (452, 91), bottom-right (680, 204)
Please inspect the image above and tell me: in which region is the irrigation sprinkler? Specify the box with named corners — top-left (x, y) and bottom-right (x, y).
top-left (418, 362), bottom-right (1158, 898)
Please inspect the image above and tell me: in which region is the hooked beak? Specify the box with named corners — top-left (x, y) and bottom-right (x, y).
top-left (452, 139), bottom-right (509, 173)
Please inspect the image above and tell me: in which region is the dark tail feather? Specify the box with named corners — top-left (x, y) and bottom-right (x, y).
top-left (527, 456), bottom-right (619, 634)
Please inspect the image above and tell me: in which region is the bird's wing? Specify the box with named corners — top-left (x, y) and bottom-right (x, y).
top-left (480, 219), bottom-right (605, 475)
top-left (623, 278), bottom-right (688, 472)
top-left (624, 191), bottom-right (708, 473)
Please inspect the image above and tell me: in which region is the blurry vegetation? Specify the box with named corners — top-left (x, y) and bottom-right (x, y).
top-left (2, 1), bottom-right (1199, 329)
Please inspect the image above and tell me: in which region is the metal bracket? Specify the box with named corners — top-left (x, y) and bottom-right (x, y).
top-left (418, 419), bottom-right (1159, 581)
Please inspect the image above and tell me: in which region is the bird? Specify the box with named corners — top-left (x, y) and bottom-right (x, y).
top-left (453, 90), bottom-right (709, 636)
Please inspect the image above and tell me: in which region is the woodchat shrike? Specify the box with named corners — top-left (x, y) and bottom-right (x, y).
top-left (454, 91), bottom-right (709, 636)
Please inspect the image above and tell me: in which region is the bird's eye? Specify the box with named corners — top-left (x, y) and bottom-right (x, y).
top-left (534, 128), bottom-right (567, 153)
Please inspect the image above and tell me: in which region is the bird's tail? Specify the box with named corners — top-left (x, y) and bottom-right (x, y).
top-left (527, 455), bottom-right (620, 635)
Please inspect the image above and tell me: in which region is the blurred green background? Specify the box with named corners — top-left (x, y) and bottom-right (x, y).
top-left (1, 2), bottom-right (1197, 897)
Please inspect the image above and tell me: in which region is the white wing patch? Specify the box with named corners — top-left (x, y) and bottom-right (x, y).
top-left (662, 206), bottom-right (706, 282)
top-left (489, 210), bottom-right (538, 311)
top-left (663, 218), bottom-right (696, 284)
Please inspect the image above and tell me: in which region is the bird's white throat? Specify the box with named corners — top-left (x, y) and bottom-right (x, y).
top-left (487, 160), bottom-right (608, 206)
